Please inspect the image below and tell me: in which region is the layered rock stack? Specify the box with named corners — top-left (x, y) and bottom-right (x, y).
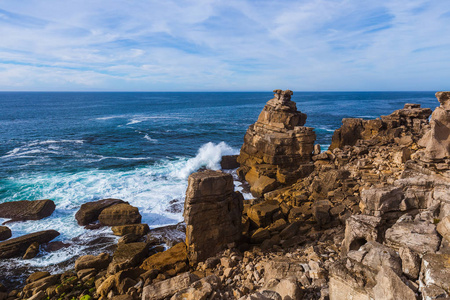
top-left (237, 89), bottom-right (316, 196)
top-left (184, 170), bottom-right (243, 265)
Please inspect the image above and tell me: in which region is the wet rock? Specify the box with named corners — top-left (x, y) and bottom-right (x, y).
top-left (107, 242), bottom-right (148, 274)
top-left (0, 230), bottom-right (59, 259)
top-left (23, 242), bottom-right (39, 259)
top-left (142, 272), bottom-right (199, 300)
top-left (75, 198), bottom-right (125, 225)
top-left (147, 223), bottom-right (186, 248)
top-left (141, 242), bottom-right (188, 274)
top-left (0, 199), bottom-right (55, 221)
top-left (74, 253), bottom-right (111, 272)
top-left (111, 223), bottom-right (149, 237)
top-left (0, 226), bottom-right (11, 241)
top-left (373, 266), bottom-right (416, 300)
top-left (98, 203), bottom-right (142, 226)
top-left (184, 170), bottom-right (242, 264)
top-left (221, 155), bottom-right (240, 169)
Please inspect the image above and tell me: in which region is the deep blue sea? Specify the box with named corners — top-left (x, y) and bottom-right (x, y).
top-left (0, 91), bottom-right (439, 270)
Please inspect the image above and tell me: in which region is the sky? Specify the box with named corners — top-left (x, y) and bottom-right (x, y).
top-left (0, 0), bottom-right (449, 91)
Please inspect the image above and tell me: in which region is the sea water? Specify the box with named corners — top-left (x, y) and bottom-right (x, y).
top-left (0, 91), bottom-right (438, 277)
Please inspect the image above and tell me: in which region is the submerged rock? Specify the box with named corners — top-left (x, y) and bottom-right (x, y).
top-left (0, 226), bottom-right (12, 241)
top-left (0, 230), bottom-right (59, 259)
top-left (0, 199), bottom-right (55, 221)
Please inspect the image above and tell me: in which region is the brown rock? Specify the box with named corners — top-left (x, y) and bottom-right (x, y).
top-left (373, 266), bottom-right (416, 300)
top-left (170, 275), bottom-right (221, 300)
top-left (74, 253), bottom-right (111, 272)
top-left (247, 201), bottom-right (280, 228)
top-left (184, 170), bottom-right (242, 264)
top-left (398, 247), bottom-right (420, 279)
top-left (237, 90), bottom-right (316, 191)
top-left (107, 242), bottom-right (148, 274)
top-left (420, 253), bottom-right (450, 297)
top-left (360, 186), bottom-right (404, 216)
top-left (141, 242), bottom-right (188, 273)
top-left (111, 223), bottom-right (150, 236)
top-left (312, 200), bottom-right (331, 226)
top-left (75, 198), bottom-right (125, 225)
top-left (98, 203), bottom-right (141, 226)
top-left (23, 242), bottom-right (40, 259)
top-left (437, 215), bottom-right (450, 242)
top-left (0, 200), bottom-right (55, 221)
top-left (26, 271), bottom-right (50, 284)
top-left (341, 215), bottom-right (382, 256)
top-left (0, 226), bottom-right (11, 241)
top-left (142, 272), bottom-right (199, 300)
top-left (221, 155), bottom-right (240, 169)
top-left (22, 275), bottom-right (59, 298)
top-left (250, 176), bottom-right (278, 198)
top-left (0, 230), bottom-right (59, 259)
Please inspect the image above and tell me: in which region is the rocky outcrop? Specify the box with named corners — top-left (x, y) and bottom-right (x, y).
top-left (75, 198), bottom-right (125, 225)
top-left (0, 226), bottom-right (11, 241)
top-left (98, 203), bottom-right (142, 226)
top-left (107, 242), bottom-right (148, 274)
top-left (330, 103), bottom-right (431, 150)
top-left (140, 242), bottom-right (188, 274)
top-left (418, 91), bottom-right (450, 162)
top-left (0, 230), bottom-right (59, 259)
top-left (0, 199), bottom-right (55, 221)
top-left (237, 90), bottom-right (316, 195)
top-left (111, 224), bottom-right (149, 237)
top-left (74, 253), bottom-right (111, 272)
top-left (184, 170), bottom-right (243, 264)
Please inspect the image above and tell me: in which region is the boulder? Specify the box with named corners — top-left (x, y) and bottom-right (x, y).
top-left (140, 242), bottom-right (188, 274)
top-left (312, 199), bottom-right (332, 226)
top-left (360, 186), bottom-right (404, 216)
top-left (372, 266), bottom-right (416, 300)
top-left (220, 155), bottom-right (239, 169)
top-left (247, 201), bottom-right (280, 228)
top-left (26, 271), bottom-right (50, 284)
top-left (398, 247), bottom-right (420, 279)
top-left (0, 226), bottom-right (11, 241)
top-left (264, 278), bottom-right (302, 300)
top-left (418, 91), bottom-right (450, 161)
top-left (107, 242), bottom-right (148, 274)
top-left (0, 230), bottom-right (59, 259)
top-left (74, 253), bottom-right (111, 272)
top-left (385, 217), bottom-right (440, 254)
top-left (237, 90), bottom-right (316, 190)
top-left (170, 275), bottom-right (221, 300)
top-left (23, 242), bottom-right (40, 259)
top-left (264, 258), bottom-right (305, 282)
top-left (420, 253), bottom-right (450, 298)
top-left (98, 203), bottom-right (141, 226)
top-left (0, 200), bottom-right (55, 221)
top-left (341, 215), bottom-right (382, 256)
top-left (22, 275), bottom-right (59, 298)
top-left (184, 170), bottom-right (243, 264)
top-left (111, 224), bottom-right (149, 237)
top-left (142, 272), bottom-right (199, 300)
top-left (437, 215), bottom-right (450, 242)
top-left (75, 198), bottom-right (125, 225)
top-left (329, 260), bottom-right (371, 300)
top-left (250, 176), bottom-right (278, 198)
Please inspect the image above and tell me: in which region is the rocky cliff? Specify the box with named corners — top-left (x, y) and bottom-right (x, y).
top-left (237, 89), bottom-right (316, 197)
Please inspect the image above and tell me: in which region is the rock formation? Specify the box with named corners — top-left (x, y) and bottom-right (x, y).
top-left (0, 199), bottom-right (55, 221)
top-left (418, 91), bottom-right (450, 162)
top-left (75, 198), bottom-right (125, 225)
top-left (98, 203), bottom-right (142, 226)
top-left (0, 230), bottom-right (60, 259)
top-left (237, 89), bottom-right (316, 196)
top-left (184, 170), bottom-right (243, 265)
top-left (0, 226), bottom-right (11, 241)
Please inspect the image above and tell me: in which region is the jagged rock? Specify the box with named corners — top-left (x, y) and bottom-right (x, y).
top-left (0, 226), bottom-right (11, 241)
top-left (437, 215), bottom-right (450, 242)
top-left (23, 242), bottom-right (39, 259)
top-left (75, 198), bottom-right (125, 225)
top-left (142, 272), bottom-right (199, 300)
top-left (237, 90), bottom-right (316, 194)
top-left (221, 155), bottom-right (239, 169)
top-left (26, 272), bottom-right (50, 284)
top-left (264, 278), bottom-right (302, 300)
top-left (398, 247), bottom-right (420, 279)
top-left (0, 199), bottom-right (55, 221)
top-left (247, 201), bottom-right (280, 228)
top-left (111, 223), bottom-right (149, 236)
top-left (360, 186), bottom-right (404, 216)
top-left (372, 266), bottom-right (416, 300)
top-left (341, 215), bottom-right (382, 256)
top-left (0, 230), bottom-right (59, 259)
top-left (184, 170), bottom-right (242, 264)
top-left (418, 91), bottom-right (450, 161)
top-left (147, 223), bottom-right (186, 248)
top-left (250, 228), bottom-right (271, 244)
top-left (74, 253), bottom-right (111, 272)
top-left (251, 176), bottom-right (278, 198)
top-left (170, 275), bottom-right (221, 300)
top-left (329, 260), bottom-right (371, 300)
top-left (140, 242), bottom-right (188, 274)
top-left (420, 253), bottom-right (450, 298)
top-left (264, 258), bottom-right (304, 282)
top-left (98, 203), bottom-right (141, 226)
top-left (384, 217), bottom-right (440, 254)
top-left (22, 275), bottom-right (59, 298)
top-left (107, 242), bottom-right (148, 274)
top-left (312, 200), bottom-right (332, 226)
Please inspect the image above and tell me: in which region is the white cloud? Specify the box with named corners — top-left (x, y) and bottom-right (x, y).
top-left (0, 0), bottom-right (449, 91)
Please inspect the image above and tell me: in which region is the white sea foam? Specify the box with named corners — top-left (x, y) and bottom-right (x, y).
top-left (143, 134), bottom-right (158, 143)
top-left (2, 140), bottom-right (84, 159)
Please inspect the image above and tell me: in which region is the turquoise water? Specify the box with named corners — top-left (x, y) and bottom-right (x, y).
top-left (0, 91), bottom-right (438, 269)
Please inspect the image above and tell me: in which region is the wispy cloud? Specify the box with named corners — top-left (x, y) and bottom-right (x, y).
top-left (0, 0), bottom-right (449, 91)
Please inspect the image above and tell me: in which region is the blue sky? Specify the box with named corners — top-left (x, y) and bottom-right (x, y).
top-left (0, 0), bottom-right (449, 91)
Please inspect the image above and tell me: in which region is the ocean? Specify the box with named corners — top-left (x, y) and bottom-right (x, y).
top-left (0, 91), bottom-right (438, 278)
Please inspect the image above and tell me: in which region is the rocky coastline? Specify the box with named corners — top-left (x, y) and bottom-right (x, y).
top-left (0, 90), bottom-right (449, 300)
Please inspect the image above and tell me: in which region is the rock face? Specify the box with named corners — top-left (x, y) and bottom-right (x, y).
top-left (0, 230), bottom-right (60, 259)
top-left (0, 199), bottom-right (55, 221)
top-left (418, 91), bottom-right (450, 161)
top-left (140, 242), bottom-right (188, 274)
top-left (237, 90), bottom-right (316, 194)
top-left (184, 170), bottom-right (243, 264)
top-left (75, 198), bottom-right (125, 225)
top-left (98, 203), bottom-right (141, 226)
top-left (0, 226), bottom-right (12, 241)
top-left (330, 103), bottom-right (431, 150)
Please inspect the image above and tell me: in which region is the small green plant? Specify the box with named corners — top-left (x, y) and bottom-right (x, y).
top-left (433, 218), bottom-right (441, 224)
